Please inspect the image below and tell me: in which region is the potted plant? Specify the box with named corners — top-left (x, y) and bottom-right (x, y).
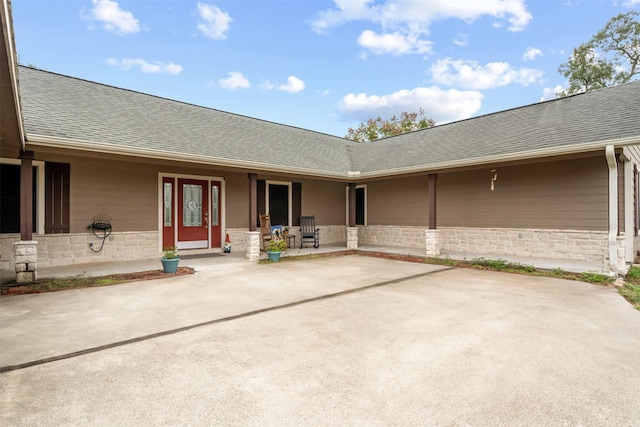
top-left (161, 246), bottom-right (180, 273)
top-left (266, 239), bottom-right (287, 262)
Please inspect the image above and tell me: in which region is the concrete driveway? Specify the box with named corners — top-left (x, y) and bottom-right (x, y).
top-left (1, 255), bottom-right (639, 426)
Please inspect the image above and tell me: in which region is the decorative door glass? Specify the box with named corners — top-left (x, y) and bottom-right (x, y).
top-left (163, 182), bottom-right (172, 226)
top-left (182, 184), bottom-right (202, 227)
top-left (212, 185), bottom-right (219, 226)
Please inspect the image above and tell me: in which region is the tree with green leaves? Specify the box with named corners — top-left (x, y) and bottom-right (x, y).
top-left (558, 10), bottom-right (640, 96)
top-left (345, 108), bottom-right (435, 142)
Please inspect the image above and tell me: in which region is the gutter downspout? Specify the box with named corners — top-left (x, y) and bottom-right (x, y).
top-left (605, 145), bottom-right (627, 275)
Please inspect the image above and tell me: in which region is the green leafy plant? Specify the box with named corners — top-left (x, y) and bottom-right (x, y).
top-left (162, 246), bottom-right (179, 260)
top-left (266, 239), bottom-right (287, 252)
top-left (621, 266), bottom-right (640, 310)
top-left (470, 257), bottom-right (535, 273)
top-left (625, 265), bottom-right (640, 281)
top-left (578, 272), bottom-right (613, 284)
top-left (424, 256), bottom-right (457, 266)
top-left (619, 283), bottom-right (640, 310)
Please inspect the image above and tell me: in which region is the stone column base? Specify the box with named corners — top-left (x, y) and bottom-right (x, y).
top-left (347, 227), bottom-right (358, 249)
top-left (425, 229), bottom-right (440, 257)
top-left (246, 231), bottom-right (261, 261)
top-left (15, 240), bottom-right (38, 283)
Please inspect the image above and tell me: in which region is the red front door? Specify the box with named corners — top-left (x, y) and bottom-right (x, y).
top-left (177, 178), bottom-right (209, 249)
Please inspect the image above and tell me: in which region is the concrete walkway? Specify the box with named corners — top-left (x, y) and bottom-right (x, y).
top-left (1, 255), bottom-right (639, 425)
top-left (1, 243), bottom-right (610, 285)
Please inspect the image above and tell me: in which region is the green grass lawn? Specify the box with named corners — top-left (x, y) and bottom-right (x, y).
top-left (621, 266), bottom-right (640, 310)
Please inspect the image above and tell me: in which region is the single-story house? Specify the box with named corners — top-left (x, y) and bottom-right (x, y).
top-left (2, 3), bottom-right (640, 282)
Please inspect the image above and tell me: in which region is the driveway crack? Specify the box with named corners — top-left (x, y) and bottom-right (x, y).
top-left (0, 266), bottom-right (454, 373)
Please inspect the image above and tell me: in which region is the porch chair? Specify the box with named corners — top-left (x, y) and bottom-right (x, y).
top-left (259, 213), bottom-right (272, 250)
top-left (299, 215), bottom-right (320, 249)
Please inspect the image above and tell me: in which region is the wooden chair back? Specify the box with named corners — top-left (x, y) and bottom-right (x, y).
top-left (259, 213), bottom-right (272, 250)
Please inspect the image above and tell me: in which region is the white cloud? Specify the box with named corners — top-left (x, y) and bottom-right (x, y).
top-left (310, 0), bottom-right (375, 34)
top-left (218, 72), bottom-right (251, 90)
top-left (540, 85), bottom-right (565, 101)
top-left (338, 86), bottom-right (483, 124)
top-left (357, 30), bottom-right (432, 55)
top-left (430, 58), bottom-right (543, 90)
top-left (523, 47), bottom-right (543, 61)
top-left (88, 0), bottom-right (139, 35)
top-left (277, 76), bottom-right (306, 93)
top-left (197, 2), bottom-right (233, 40)
top-left (452, 33), bottom-right (468, 47)
top-left (107, 58), bottom-right (183, 74)
top-left (312, 0), bottom-right (531, 32)
top-left (622, 0), bottom-right (640, 5)
top-left (261, 80), bottom-right (276, 91)
top-left (311, 1), bottom-right (531, 55)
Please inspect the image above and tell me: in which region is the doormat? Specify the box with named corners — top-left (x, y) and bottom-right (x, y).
top-left (180, 253), bottom-right (225, 260)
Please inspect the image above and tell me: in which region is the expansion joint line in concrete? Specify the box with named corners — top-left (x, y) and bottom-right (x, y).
top-left (0, 266), bottom-right (455, 374)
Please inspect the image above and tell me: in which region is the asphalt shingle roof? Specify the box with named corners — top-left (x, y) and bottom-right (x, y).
top-left (19, 66), bottom-right (354, 176)
top-left (19, 66), bottom-right (640, 178)
top-left (350, 81), bottom-right (640, 175)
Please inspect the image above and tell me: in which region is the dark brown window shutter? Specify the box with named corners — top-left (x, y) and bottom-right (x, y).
top-left (45, 162), bottom-right (70, 233)
top-left (292, 182), bottom-right (301, 226)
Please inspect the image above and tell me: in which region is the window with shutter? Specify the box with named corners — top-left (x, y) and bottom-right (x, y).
top-left (45, 162), bottom-right (70, 234)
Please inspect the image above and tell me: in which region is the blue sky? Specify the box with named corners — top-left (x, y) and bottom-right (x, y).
top-left (12, 0), bottom-right (640, 137)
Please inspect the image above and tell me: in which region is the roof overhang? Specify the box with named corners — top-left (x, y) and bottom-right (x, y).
top-left (25, 134), bottom-right (353, 180)
top-left (0, 0), bottom-right (25, 152)
top-left (353, 136), bottom-right (640, 180)
top-left (28, 134), bottom-right (640, 183)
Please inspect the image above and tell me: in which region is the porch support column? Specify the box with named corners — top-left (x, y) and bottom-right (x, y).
top-left (16, 150), bottom-right (38, 283)
top-left (348, 183), bottom-right (356, 227)
top-left (426, 174), bottom-right (440, 257)
top-left (347, 227), bottom-right (358, 250)
top-left (248, 173), bottom-right (257, 232)
top-left (246, 173), bottom-right (260, 261)
top-left (246, 231), bottom-right (261, 262)
top-left (427, 173), bottom-right (437, 230)
top-left (425, 230), bottom-right (440, 257)
top-left (19, 150), bottom-right (34, 240)
top-left (347, 183), bottom-right (358, 249)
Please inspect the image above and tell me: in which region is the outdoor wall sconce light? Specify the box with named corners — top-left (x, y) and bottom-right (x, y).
top-left (490, 169), bottom-right (498, 191)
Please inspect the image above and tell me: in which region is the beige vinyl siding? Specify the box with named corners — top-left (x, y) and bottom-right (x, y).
top-left (38, 153), bottom-right (252, 232)
top-left (223, 172), bottom-right (250, 228)
top-left (438, 156), bottom-right (608, 230)
top-left (70, 157), bottom-right (158, 233)
top-left (625, 145), bottom-right (640, 257)
top-left (299, 180), bottom-right (345, 225)
top-left (366, 176), bottom-right (429, 226)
